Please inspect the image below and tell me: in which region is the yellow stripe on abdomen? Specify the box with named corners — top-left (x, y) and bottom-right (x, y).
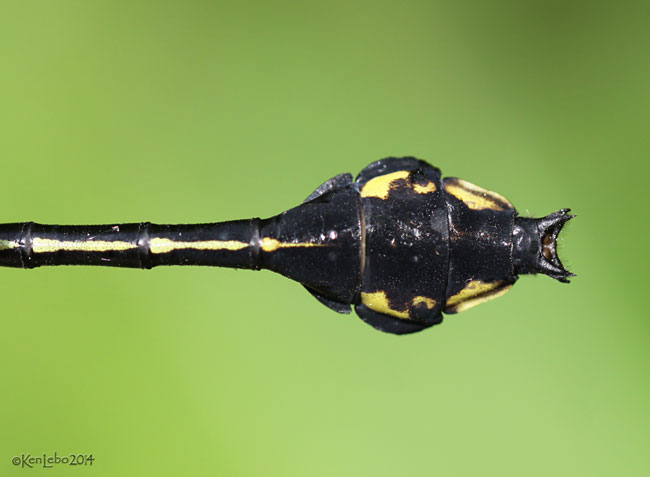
top-left (0, 240), bottom-right (19, 251)
top-left (360, 171), bottom-right (410, 199)
top-left (361, 291), bottom-right (410, 319)
top-left (360, 292), bottom-right (438, 319)
top-left (32, 238), bottom-right (137, 253)
top-left (149, 238), bottom-right (249, 254)
top-left (260, 238), bottom-right (326, 253)
top-left (444, 178), bottom-right (513, 211)
top-left (445, 280), bottom-right (513, 313)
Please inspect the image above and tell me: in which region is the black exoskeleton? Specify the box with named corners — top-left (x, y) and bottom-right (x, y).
top-left (0, 158), bottom-right (574, 334)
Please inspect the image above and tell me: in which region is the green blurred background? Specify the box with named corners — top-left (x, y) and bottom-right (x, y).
top-left (1, 1), bottom-right (648, 475)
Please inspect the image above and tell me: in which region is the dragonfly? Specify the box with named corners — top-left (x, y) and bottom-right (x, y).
top-left (0, 157), bottom-right (574, 334)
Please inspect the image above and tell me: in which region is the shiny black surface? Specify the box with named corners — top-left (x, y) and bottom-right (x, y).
top-left (0, 157), bottom-right (573, 335)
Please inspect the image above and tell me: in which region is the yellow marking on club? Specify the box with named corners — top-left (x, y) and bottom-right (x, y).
top-left (412, 181), bottom-right (437, 194)
top-left (444, 178), bottom-right (513, 211)
top-left (451, 285), bottom-right (513, 313)
top-left (360, 170), bottom-right (410, 199)
top-left (445, 280), bottom-right (513, 313)
top-left (32, 237), bottom-right (137, 253)
top-left (149, 238), bottom-right (248, 254)
top-left (361, 290), bottom-right (410, 319)
top-left (0, 240), bottom-right (19, 251)
top-left (260, 238), bottom-right (326, 253)
top-left (412, 296), bottom-right (437, 309)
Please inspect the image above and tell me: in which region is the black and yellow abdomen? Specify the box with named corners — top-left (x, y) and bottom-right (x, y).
top-left (0, 157), bottom-right (574, 335)
top-left (354, 158), bottom-right (449, 334)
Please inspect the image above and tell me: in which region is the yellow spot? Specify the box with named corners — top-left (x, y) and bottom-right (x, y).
top-left (445, 280), bottom-right (513, 313)
top-left (412, 181), bottom-right (437, 194)
top-left (0, 240), bottom-right (19, 251)
top-left (361, 291), bottom-right (410, 319)
top-left (412, 296), bottom-right (437, 309)
top-left (444, 178), bottom-right (513, 211)
top-left (149, 238), bottom-right (248, 254)
top-left (360, 170), bottom-right (410, 199)
top-left (261, 237), bottom-right (325, 253)
top-left (32, 237), bottom-right (137, 253)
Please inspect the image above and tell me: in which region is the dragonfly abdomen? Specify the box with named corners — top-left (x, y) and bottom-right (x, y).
top-left (0, 220), bottom-right (263, 270)
top-left (0, 188), bottom-right (364, 307)
top-left (0, 157), bottom-right (574, 335)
